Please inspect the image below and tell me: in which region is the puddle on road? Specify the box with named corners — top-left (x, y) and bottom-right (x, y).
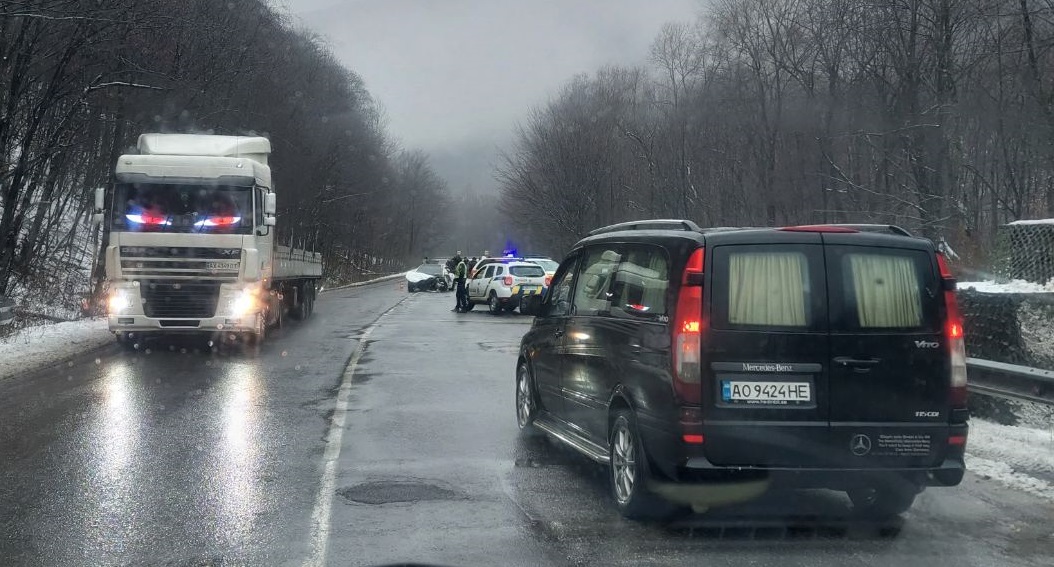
top-left (476, 341), bottom-right (520, 354)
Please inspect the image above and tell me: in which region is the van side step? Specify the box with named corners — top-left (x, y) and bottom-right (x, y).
top-left (534, 415), bottom-right (610, 464)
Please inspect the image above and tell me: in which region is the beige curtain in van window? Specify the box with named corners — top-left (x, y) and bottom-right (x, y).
top-left (728, 252), bottom-right (808, 326)
top-left (847, 254), bottom-right (922, 327)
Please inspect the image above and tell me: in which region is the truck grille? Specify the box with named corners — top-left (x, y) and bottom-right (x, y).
top-left (120, 247), bottom-right (241, 280)
top-left (141, 281), bottom-right (221, 318)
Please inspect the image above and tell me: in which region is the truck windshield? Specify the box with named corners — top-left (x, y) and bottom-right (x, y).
top-left (112, 182), bottom-right (254, 234)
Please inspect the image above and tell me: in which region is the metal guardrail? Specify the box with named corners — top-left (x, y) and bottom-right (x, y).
top-left (0, 296), bottom-right (14, 326)
top-left (966, 357), bottom-right (1054, 405)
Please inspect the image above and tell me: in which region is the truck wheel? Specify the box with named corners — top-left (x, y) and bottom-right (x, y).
top-left (273, 303), bottom-right (284, 329)
top-left (305, 287), bottom-right (315, 317)
top-left (290, 285), bottom-right (308, 320)
top-left (488, 292), bottom-right (502, 315)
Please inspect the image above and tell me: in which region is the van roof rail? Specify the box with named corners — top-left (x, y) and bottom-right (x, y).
top-left (588, 219), bottom-right (702, 236)
top-left (779, 223), bottom-right (913, 236)
top-left (827, 224), bottom-right (914, 236)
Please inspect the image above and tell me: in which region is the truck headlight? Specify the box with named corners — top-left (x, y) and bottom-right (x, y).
top-left (230, 289), bottom-right (257, 316)
top-left (109, 290), bottom-right (131, 314)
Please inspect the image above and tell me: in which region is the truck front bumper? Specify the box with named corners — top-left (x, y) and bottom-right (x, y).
top-left (107, 281), bottom-right (263, 334)
top-left (108, 314), bottom-right (258, 334)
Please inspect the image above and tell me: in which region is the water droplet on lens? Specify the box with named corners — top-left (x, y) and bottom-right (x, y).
top-left (295, 364), bottom-right (302, 371)
top-left (281, 351), bottom-right (288, 357)
top-left (94, 358), bottom-right (101, 365)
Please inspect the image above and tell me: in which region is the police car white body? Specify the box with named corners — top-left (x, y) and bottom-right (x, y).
top-left (466, 260), bottom-right (547, 313)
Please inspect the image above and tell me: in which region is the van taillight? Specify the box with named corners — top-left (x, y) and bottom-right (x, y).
top-left (673, 248), bottom-right (704, 405)
top-left (937, 253), bottom-right (968, 407)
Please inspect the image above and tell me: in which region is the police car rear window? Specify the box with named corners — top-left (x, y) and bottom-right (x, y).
top-left (511, 265), bottom-right (545, 277)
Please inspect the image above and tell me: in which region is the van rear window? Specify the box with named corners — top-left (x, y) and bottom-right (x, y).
top-left (726, 251), bottom-right (810, 327)
top-left (841, 252), bottom-right (924, 328)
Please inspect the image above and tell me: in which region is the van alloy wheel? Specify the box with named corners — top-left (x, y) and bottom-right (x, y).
top-left (611, 419), bottom-right (637, 504)
top-left (516, 363), bottom-right (536, 429)
top-left (608, 411), bottom-right (679, 520)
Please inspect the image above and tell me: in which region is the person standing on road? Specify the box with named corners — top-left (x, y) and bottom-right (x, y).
top-left (451, 253), bottom-right (467, 311)
top-left (453, 254), bottom-right (469, 312)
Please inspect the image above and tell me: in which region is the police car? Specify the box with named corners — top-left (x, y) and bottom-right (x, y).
top-left (465, 260), bottom-right (547, 314)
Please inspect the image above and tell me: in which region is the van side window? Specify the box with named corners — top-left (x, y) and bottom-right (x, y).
top-left (610, 246), bottom-right (668, 318)
top-left (494, 265), bottom-right (504, 276)
top-left (726, 250), bottom-right (810, 327)
top-left (573, 247), bottom-right (621, 316)
top-left (545, 257), bottom-right (578, 317)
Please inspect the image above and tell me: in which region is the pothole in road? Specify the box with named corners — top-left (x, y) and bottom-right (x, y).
top-left (337, 480), bottom-right (468, 505)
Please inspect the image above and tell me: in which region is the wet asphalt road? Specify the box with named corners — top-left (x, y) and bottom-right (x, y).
top-left (1, 281), bottom-right (1053, 566)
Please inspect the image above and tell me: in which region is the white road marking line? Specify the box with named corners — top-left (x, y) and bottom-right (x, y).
top-left (304, 299), bottom-right (406, 567)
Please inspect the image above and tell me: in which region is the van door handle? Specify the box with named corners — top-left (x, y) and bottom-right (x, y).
top-left (834, 357), bottom-right (881, 368)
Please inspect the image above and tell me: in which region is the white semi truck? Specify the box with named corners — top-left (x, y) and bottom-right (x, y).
top-left (92, 133), bottom-right (322, 344)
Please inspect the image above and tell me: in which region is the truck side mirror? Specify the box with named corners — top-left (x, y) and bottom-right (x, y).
top-left (264, 216), bottom-right (276, 227)
top-left (265, 193), bottom-right (277, 215)
top-left (94, 188), bottom-right (105, 212)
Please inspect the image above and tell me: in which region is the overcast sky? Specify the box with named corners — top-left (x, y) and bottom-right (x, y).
top-left (283, 0), bottom-right (701, 192)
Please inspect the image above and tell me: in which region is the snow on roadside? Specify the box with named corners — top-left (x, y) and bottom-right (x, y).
top-left (1007, 218), bottom-right (1054, 226)
top-left (966, 418), bottom-right (1054, 502)
top-left (958, 279), bottom-right (1054, 294)
top-left (0, 318), bottom-right (112, 380)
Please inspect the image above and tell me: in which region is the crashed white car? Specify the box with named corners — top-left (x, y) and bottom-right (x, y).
top-left (405, 263), bottom-right (448, 292)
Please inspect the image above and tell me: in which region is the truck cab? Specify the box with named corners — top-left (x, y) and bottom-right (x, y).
top-left (96, 134), bottom-right (321, 344)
